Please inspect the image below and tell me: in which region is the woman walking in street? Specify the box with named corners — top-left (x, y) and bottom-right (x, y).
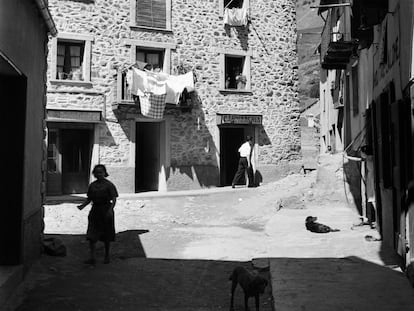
top-left (78, 164), bottom-right (118, 265)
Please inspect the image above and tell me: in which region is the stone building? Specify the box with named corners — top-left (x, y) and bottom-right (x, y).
top-left (45, 0), bottom-right (299, 194)
top-left (0, 0), bottom-right (56, 306)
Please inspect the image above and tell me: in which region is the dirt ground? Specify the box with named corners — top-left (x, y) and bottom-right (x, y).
top-left (6, 154), bottom-right (410, 310)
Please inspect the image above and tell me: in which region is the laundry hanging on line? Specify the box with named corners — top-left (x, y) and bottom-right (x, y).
top-left (127, 67), bottom-right (195, 119)
top-left (129, 68), bottom-right (195, 104)
top-left (139, 93), bottom-right (167, 119)
top-left (223, 7), bottom-right (248, 26)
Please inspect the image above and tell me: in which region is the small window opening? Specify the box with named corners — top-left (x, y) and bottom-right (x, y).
top-left (136, 48), bottom-right (164, 72)
top-left (224, 0), bottom-right (244, 9)
top-left (56, 40), bottom-right (84, 80)
top-left (225, 56), bottom-right (245, 90)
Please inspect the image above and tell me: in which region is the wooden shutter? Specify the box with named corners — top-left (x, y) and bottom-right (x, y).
top-left (136, 0), bottom-right (166, 29)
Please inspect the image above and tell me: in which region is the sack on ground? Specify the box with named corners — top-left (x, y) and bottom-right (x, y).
top-left (43, 237), bottom-right (67, 257)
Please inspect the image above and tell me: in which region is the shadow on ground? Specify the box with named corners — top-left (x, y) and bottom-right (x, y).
top-left (271, 256), bottom-right (414, 311)
top-left (11, 230), bottom-right (273, 311)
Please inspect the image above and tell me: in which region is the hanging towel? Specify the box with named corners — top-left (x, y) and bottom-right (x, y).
top-left (139, 93), bottom-right (167, 119)
top-left (224, 7), bottom-right (248, 26)
top-left (165, 72), bottom-right (195, 104)
top-left (130, 68), bottom-right (167, 96)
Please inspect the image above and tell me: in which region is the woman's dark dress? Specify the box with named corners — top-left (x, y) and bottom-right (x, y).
top-left (86, 179), bottom-right (118, 242)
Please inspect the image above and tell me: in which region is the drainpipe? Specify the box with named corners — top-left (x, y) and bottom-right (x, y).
top-left (33, 0), bottom-right (57, 37)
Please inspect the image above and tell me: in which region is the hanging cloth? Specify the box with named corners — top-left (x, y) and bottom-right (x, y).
top-left (139, 93), bottom-right (167, 119)
top-left (166, 71), bottom-right (195, 104)
top-left (223, 7), bottom-right (248, 26)
top-left (130, 68), bottom-right (167, 96)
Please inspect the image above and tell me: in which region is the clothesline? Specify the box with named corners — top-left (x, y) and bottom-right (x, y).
top-left (127, 67), bottom-right (195, 119)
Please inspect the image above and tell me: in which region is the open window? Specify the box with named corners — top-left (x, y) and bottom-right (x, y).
top-left (221, 52), bottom-right (251, 92)
top-left (56, 40), bottom-right (85, 81)
top-left (225, 55), bottom-right (245, 90)
top-left (224, 0), bottom-right (244, 9)
top-left (50, 33), bottom-right (93, 83)
top-left (220, 0), bottom-right (249, 16)
top-left (136, 47), bottom-right (165, 72)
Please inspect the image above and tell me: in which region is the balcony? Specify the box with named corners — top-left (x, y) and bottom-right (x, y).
top-left (112, 69), bottom-right (193, 112)
top-left (322, 41), bottom-right (358, 69)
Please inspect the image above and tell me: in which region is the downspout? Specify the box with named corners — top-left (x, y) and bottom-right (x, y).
top-left (33, 0), bottom-right (57, 37)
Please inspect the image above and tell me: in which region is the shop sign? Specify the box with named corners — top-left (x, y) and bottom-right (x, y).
top-left (217, 114), bottom-right (262, 125)
top-left (47, 109), bottom-right (102, 122)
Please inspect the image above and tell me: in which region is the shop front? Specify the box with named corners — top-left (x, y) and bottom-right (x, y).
top-left (46, 109), bottom-right (102, 195)
top-left (216, 113), bottom-right (262, 186)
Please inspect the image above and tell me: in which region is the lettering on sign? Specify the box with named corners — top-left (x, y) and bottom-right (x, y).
top-left (217, 114), bottom-right (262, 125)
top-left (48, 110), bottom-right (101, 122)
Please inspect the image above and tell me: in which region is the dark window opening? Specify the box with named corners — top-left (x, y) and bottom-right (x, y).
top-left (224, 0), bottom-right (244, 9)
top-left (225, 56), bottom-right (245, 90)
top-left (57, 41), bottom-right (84, 80)
top-left (47, 130), bottom-right (59, 173)
top-left (136, 48), bottom-right (164, 72)
top-left (352, 66), bottom-right (359, 116)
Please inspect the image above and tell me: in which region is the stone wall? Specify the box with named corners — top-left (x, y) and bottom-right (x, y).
top-left (47, 0), bottom-right (300, 190)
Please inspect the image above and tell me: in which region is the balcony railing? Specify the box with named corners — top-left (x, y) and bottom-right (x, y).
top-left (113, 69), bottom-right (193, 112)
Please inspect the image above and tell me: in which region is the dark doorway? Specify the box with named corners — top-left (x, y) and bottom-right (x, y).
top-left (61, 129), bottom-right (92, 194)
top-left (220, 127), bottom-right (245, 186)
top-left (136, 122), bottom-right (160, 192)
top-left (0, 70), bottom-right (26, 264)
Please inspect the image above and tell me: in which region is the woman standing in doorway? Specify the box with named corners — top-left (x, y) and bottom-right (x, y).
top-left (78, 164), bottom-right (118, 265)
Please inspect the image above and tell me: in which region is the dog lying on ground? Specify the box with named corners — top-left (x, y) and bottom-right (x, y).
top-left (305, 216), bottom-right (340, 233)
top-left (229, 266), bottom-right (268, 311)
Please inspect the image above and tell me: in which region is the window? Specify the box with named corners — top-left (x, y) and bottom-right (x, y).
top-left (118, 39), bottom-right (176, 102)
top-left (219, 0), bottom-right (249, 15)
top-left (224, 0), bottom-right (244, 9)
top-left (136, 48), bottom-right (164, 71)
top-left (56, 41), bottom-right (84, 80)
top-left (352, 66), bottom-right (359, 115)
top-left (219, 49), bottom-right (252, 92)
top-left (132, 0), bottom-right (171, 30)
top-left (225, 55), bottom-right (245, 90)
top-left (51, 33), bottom-right (93, 83)
top-left (47, 130), bottom-right (59, 173)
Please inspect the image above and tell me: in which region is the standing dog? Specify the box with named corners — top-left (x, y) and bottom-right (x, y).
top-left (229, 266), bottom-right (268, 311)
top-left (305, 216), bottom-right (340, 233)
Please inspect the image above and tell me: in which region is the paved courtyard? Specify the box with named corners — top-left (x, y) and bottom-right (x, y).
top-left (5, 154), bottom-right (414, 310)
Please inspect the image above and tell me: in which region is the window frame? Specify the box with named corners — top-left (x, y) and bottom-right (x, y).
top-left (124, 39), bottom-right (176, 74)
top-left (218, 48), bottom-right (252, 94)
top-left (136, 47), bottom-right (165, 71)
top-left (130, 0), bottom-right (172, 31)
top-left (117, 39), bottom-right (176, 103)
top-left (50, 32), bottom-right (94, 85)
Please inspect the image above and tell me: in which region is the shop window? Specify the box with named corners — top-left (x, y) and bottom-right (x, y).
top-left (225, 55), bottom-right (249, 91)
top-left (133, 0), bottom-right (171, 30)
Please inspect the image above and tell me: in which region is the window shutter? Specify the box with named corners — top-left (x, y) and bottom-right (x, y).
top-left (136, 0), bottom-right (166, 29)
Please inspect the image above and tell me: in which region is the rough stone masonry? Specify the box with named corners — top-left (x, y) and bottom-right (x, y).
top-left (46, 0), bottom-right (300, 191)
